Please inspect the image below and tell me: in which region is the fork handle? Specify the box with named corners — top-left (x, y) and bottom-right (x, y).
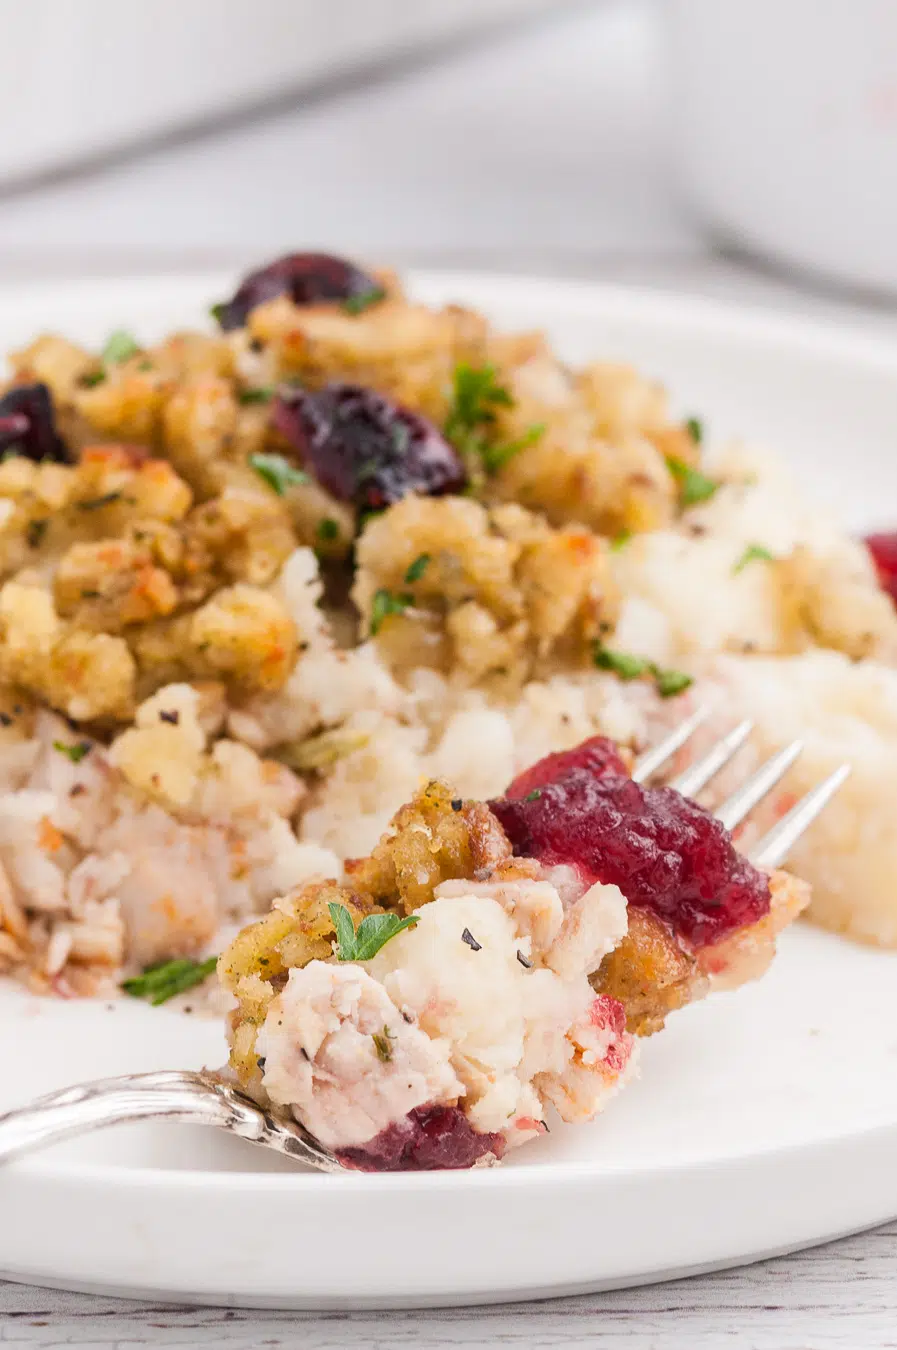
top-left (0, 1070), bottom-right (258, 1164)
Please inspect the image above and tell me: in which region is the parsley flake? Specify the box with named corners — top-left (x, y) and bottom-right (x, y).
top-left (653, 667), bottom-right (693, 698)
top-left (444, 362), bottom-right (538, 476)
top-left (481, 421), bottom-right (545, 473)
top-left (369, 587), bottom-right (414, 636)
top-left (53, 739), bottom-right (91, 764)
top-left (372, 1027), bottom-right (394, 1062)
top-left (404, 553), bottom-right (431, 584)
top-left (328, 902), bottom-right (419, 962)
top-left (446, 362), bottom-right (513, 441)
top-left (238, 387), bottom-right (274, 406)
top-left (342, 286), bottom-right (387, 316)
top-left (523, 789), bottom-right (542, 802)
top-left (685, 416), bottom-right (704, 444)
top-left (593, 645), bottom-right (652, 681)
top-left (209, 302), bottom-right (227, 326)
top-left (610, 529), bottom-right (632, 552)
top-left (249, 452), bottom-right (308, 496)
top-left (122, 955), bottom-right (218, 1006)
top-left (667, 457), bottom-right (719, 508)
top-left (317, 517), bottom-right (340, 543)
top-left (593, 644), bottom-right (693, 699)
top-left (101, 330), bottom-right (141, 366)
top-left (80, 370), bottom-right (106, 388)
top-left (733, 543), bottom-right (774, 575)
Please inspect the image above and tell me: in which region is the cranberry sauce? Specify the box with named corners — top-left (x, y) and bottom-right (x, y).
top-left (490, 739), bottom-right (771, 950)
top-left (212, 252), bottom-right (381, 331)
top-left (505, 736), bottom-right (628, 800)
top-left (866, 532), bottom-right (897, 607)
top-left (336, 1103), bottom-right (505, 1172)
top-left (0, 383), bottom-right (70, 463)
top-left (274, 382), bottom-right (466, 511)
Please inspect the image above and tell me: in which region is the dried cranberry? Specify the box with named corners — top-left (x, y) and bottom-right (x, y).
top-left (274, 383), bottom-right (466, 510)
top-left (212, 252), bottom-right (381, 331)
top-left (866, 532), bottom-right (897, 606)
top-left (490, 744), bottom-right (770, 950)
top-left (336, 1104), bottom-right (504, 1172)
top-left (506, 736), bottom-right (628, 800)
top-left (0, 383), bottom-right (69, 463)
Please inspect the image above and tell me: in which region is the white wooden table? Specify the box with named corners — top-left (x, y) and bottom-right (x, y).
top-left (2, 1224), bottom-right (896, 1348)
top-left (1, 2), bottom-right (896, 1343)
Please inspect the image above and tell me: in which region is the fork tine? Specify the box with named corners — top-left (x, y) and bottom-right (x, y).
top-left (632, 705), bottom-right (709, 784)
top-left (667, 718), bottom-right (754, 798)
top-left (749, 763), bottom-right (851, 871)
top-left (715, 739), bottom-right (804, 833)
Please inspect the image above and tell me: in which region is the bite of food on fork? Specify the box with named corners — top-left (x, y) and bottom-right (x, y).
top-left (0, 717), bottom-right (847, 1174)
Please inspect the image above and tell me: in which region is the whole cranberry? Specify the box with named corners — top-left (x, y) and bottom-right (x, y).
top-left (212, 252), bottom-right (382, 331)
top-left (0, 383), bottom-right (70, 463)
top-left (865, 532), bottom-right (897, 606)
top-left (336, 1103), bottom-right (504, 1172)
top-left (274, 382), bottom-right (466, 511)
top-left (490, 741), bottom-right (771, 950)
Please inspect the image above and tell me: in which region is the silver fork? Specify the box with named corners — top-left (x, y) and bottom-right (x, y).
top-left (0, 710), bottom-right (849, 1172)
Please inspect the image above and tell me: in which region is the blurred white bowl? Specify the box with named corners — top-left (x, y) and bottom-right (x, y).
top-left (667, 0), bottom-right (897, 295)
top-left (0, 0), bottom-right (552, 183)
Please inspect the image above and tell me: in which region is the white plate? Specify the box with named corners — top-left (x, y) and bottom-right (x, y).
top-left (2, 272), bottom-right (897, 1309)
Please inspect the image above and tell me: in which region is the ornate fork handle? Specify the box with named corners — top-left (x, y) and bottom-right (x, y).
top-left (0, 1070), bottom-right (341, 1171)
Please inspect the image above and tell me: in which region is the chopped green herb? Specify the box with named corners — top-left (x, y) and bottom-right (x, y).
top-left (342, 286), bottom-right (387, 316)
top-left (369, 587), bottom-right (414, 636)
top-left (610, 529), bottom-right (632, 552)
top-left (358, 507), bottom-right (384, 533)
top-left (667, 457), bottom-right (719, 507)
top-left (77, 492), bottom-right (122, 511)
top-left (404, 553), bottom-right (431, 584)
top-left (523, 789), bottom-right (542, 802)
top-left (446, 363), bottom-right (513, 441)
top-left (137, 360), bottom-right (154, 373)
top-left (122, 955), bottom-right (218, 1006)
top-left (26, 519), bottom-right (48, 549)
top-left (653, 667), bottom-right (694, 699)
top-left (445, 362), bottom-right (537, 476)
top-left (480, 421), bottom-right (545, 473)
top-left (593, 644), bottom-right (652, 680)
top-left (238, 386), bottom-right (274, 406)
top-left (101, 330), bottom-right (140, 366)
top-left (209, 302), bottom-right (227, 326)
top-left (594, 644), bottom-right (693, 698)
top-left (328, 903), bottom-right (419, 962)
top-left (316, 517), bottom-right (340, 543)
top-left (53, 740), bottom-right (91, 764)
top-left (685, 416), bottom-right (704, 444)
top-left (1, 449), bottom-right (20, 462)
top-left (732, 543), bottom-right (774, 575)
top-left (371, 1027), bottom-right (394, 1062)
top-left (248, 452), bottom-right (308, 496)
top-left (80, 370), bottom-right (106, 388)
